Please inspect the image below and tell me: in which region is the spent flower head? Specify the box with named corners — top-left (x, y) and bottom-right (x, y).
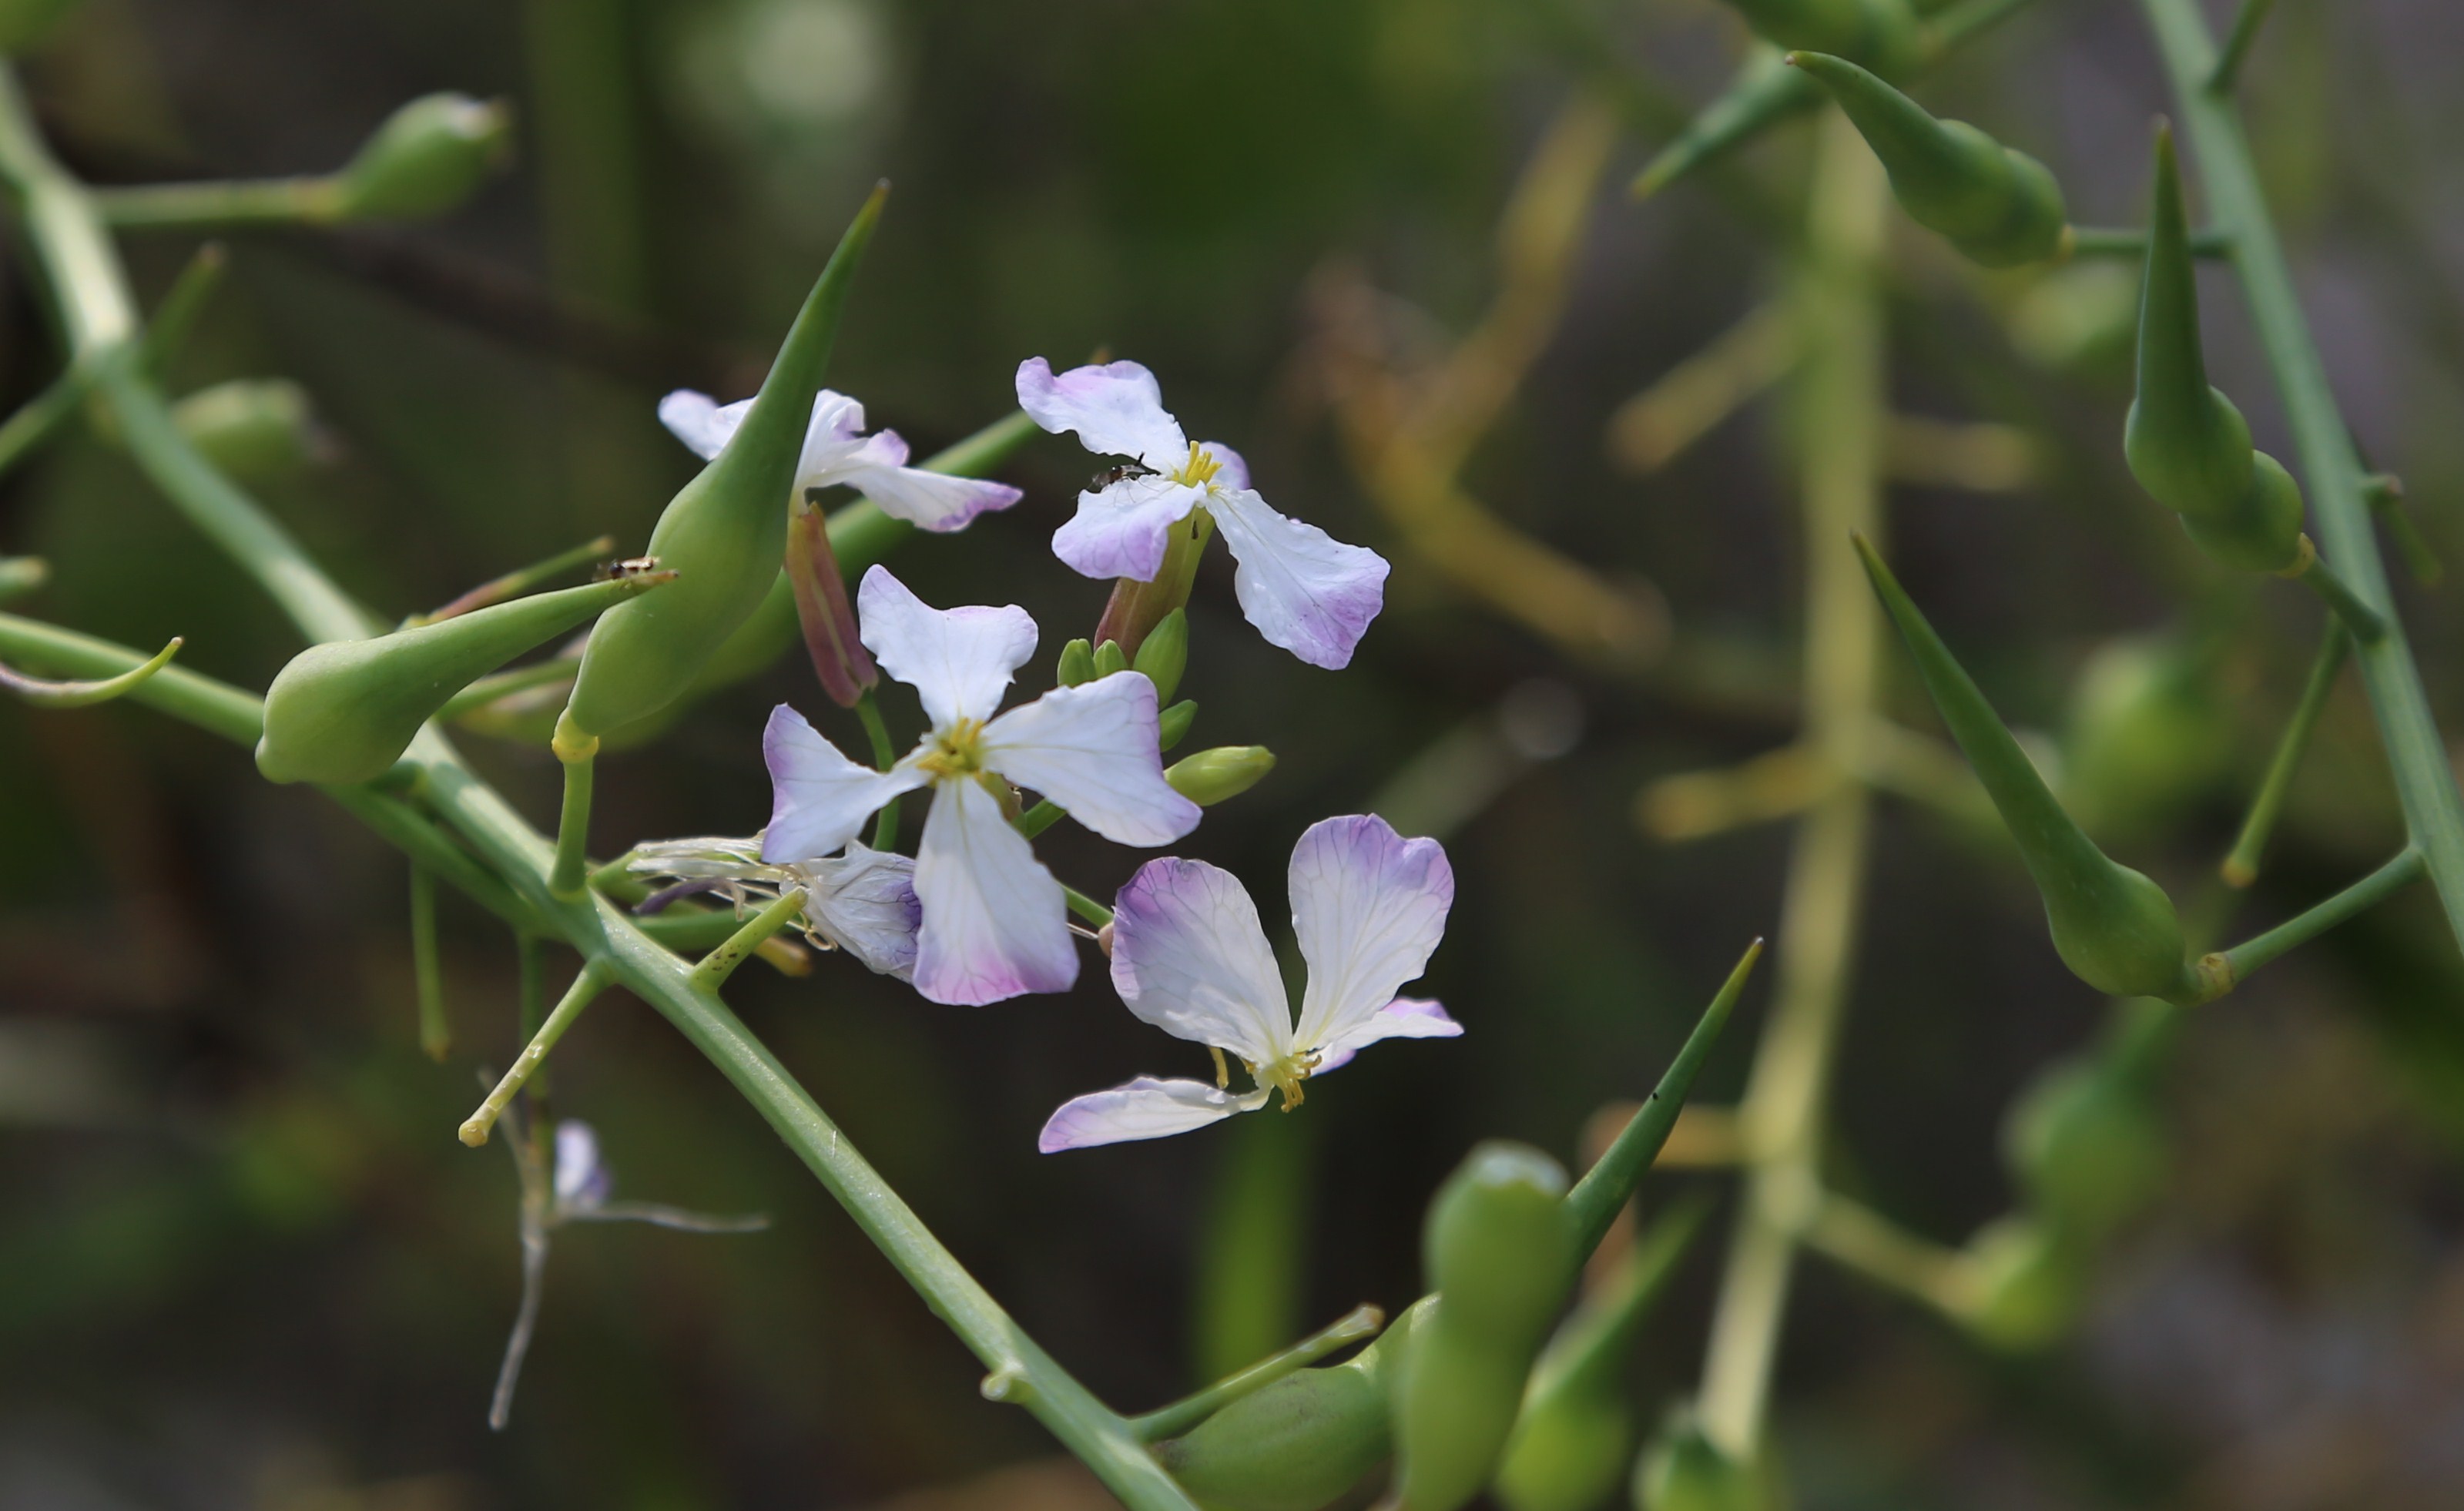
top-left (629, 835), bottom-right (922, 980)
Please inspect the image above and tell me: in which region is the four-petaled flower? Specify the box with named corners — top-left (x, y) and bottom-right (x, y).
top-left (1039, 814), bottom-right (1460, 1151)
top-left (628, 836), bottom-right (923, 981)
top-left (661, 387), bottom-right (1023, 532)
top-left (763, 566), bottom-right (1202, 1005)
top-left (1016, 357), bottom-right (1389, 669)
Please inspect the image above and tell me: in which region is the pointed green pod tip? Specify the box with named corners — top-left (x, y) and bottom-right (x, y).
top-left (258, 571), bottom-right (672, 786)
top-left (1159, 698), bottom-right (1198, 751)
top-left (1852, 535), bottom-right (2198, 1003)
top-left (1786, 52), bottom-right (2067, 266)
top-left (1091, 638), bottom-right (1129, 680)
top-left (335, 94), bottom-right (513, 222)
top-left (1165, 744), bottom-right (1271, 806)
top-left (1721, 0), bottom-right (1919, 76)
top-left (562, 186), bottom-right (886, 741)
top-left (1133, 607), bottom-right (1188, 702)
top-left (1055, 638), bottom-right (1095, 688)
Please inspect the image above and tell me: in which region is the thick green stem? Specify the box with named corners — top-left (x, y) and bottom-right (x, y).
top-left (548, 756), bottom-right (594, 899)
top-left (2205, 846), bottom-right (2424, 990)
top-left (1129, 1305), bottom-right (1386, 1442)
top-left (92, 176), bottom-right (341, 229)
top-left (461, 960), bottom-right (612, 1145)
top-left (2223, 622), bottom-right (2347, 886)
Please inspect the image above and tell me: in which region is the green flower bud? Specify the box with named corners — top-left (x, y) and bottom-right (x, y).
top-left (1092, 638), bottom-right (1130, 679)
top-left (1057, 638), bottom-right (1096, 688)
top-left (2060, 632), bottom-right (2232, 841)
top-left (1633, 1416), bottom-right (1762, 1511)
top-left (334, 94), bottom-right (512, 222)
top-left (258, 571), bottom-right (672, 785)
top-left (1165, 745), bottom-right (1274, 806)
top-left (558, 186), bottom-right (883, 755)
top-left (1134, 607), bottom-right (1189, 703)
top-left (1956, 1217), bottom-right (2087, 1352)
top-left (0, 0), bottom-right (79, 55)
top-left (1717, 0), bottom-right (1919, 76)
top-left (1787, 52), bottom-right (2067, 267)
top-left (1855, 537), bottom-right (2200, 1003)
top-left (171, 378), bottom-right (324, 485)
top-left (2003, 1057), bottom-right (2164, 1241)
top-left (1160, 698), bottom-right (1198, 751)
top-left (1396, 1144), bottom-right (1576, 1511)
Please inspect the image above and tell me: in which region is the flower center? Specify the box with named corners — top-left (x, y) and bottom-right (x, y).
top-left (1245, 1050), bottom-right (1320, 1112)
top-left (915, 717), bottom-right (988, 780)
top-left (1168, 441), bottom-right (1222, 490)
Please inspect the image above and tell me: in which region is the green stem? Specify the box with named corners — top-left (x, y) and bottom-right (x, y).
top-left (548, 756), bottom-right (594, 899)
top-left (1016, 799), bottom-right (1065, 839)
top-left (412, 862), bottom-right (451, 1061)
top-left (461, 960), bottom-right (612, 1145)
top-left (1128, 1304), bottom-right (1386, 1442)
top-left (2222, 622), bottom-right (2347, 887)
top-left (2365, 474), bottom-right (2442, 587)
top-left (1802, 1191), bottom-right (1967, 1308)
top-left (2206, 0), bottom-right (2279, 93)
top-left (2290, 548), bottom-right (2386, 644)
top-left (0, 369), bottom-right (85, 479)
top-left (0, 633), bottom-right (180, 707)
top-left (2205, 846), bottom-right (2424, 991)
top-left (855, 687), bottom-right (901, 852)
top-left (1063, 884), bottom-right (1115, 929)
top-left (2140, 0), bottom-right (2464, 960)
top-left (688, 887), bottom-right (807, 993)
top-left (437, 656), bottom-right (581, 719)
top-left (2063, 226), bottom-right (2233, 259)
top-left (409, 534), bottom-right (616, 627)
top-left (91, 176), bottom-right (342, 229)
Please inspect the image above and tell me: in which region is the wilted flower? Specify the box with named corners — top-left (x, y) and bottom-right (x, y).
top-left (1040, 814), bottom-right (1459, 1151)
top-left (660, 387), bottom-right (1023, 532)
top-left (763, 567), bottom-right (1201, 1005)
top-left (629, 835), bottom-right (921, 980)
top-left (1016, 357), bottom-right (1389, 669)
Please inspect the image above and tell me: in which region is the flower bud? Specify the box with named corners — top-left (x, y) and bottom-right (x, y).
top-left (334, 94), bottom-right (512, 221)
top-left (257, 571), bottom-right (672, 785)
top-left (1856, 537), bottom-right (2199, 1003)
top-left (2003, 1057), bottom-right (2164, 1242)
top-left (1056, 638), bottom-right (1096, 688)
top-left (1133, 606), bottom-right (1188, 702)
top-left (1159, 698), bottom-right (1197, 751)
top-left (2060, 632), bottom-right (2231, 841)
top-left (1718, 0), bottom-right (1919, 76)
top-left (1165, 744), bottom-right (1273, 806)
top-left (784, 502), bottom-right (875, 707)
top-left (0, 0), bottom-right (79, 54)
top-left (560, 186), bottom-right (883, 745)
top-left (1092, 638), bottom-right (1129, 679)
top-left (1633, 1415), bottom-right (1763, 1511)
top-left (1395, 1144), bottom-right (1575, 1511)
top-left (1786, 52), bottom-right (2067, 267)
top-left (171, 378), bottom-right (324, 485)
top-left (1955, 1217), bottom-right (2087, 1352)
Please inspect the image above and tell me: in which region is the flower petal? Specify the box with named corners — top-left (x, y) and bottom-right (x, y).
top-left (1311, 997), bottom-right (1461, 1074)
top-left (983, 676), bottom-right (1199, 846)
top-left (658, 390), bottom-right (750, 461)
top-left (1051, 475), bottom-right (1206, 582)
top-left (1289, 815), bottom-right (1454, 1050)
top-left (1038, 1076), bottom-right (1269, 1152)
top-left (791, 390), bottom-right (880, 484)
top-left (1015, 357), bottom-right (1188, 468)
top-left (800, 841), bottom-right (923, 980)
top-left (840, 464), bottom-right (1024, 534)
top-left (912, 777), bottom-right (1078, 1005)
top-left (1205, 488), bottom-right (1390, 670)
top-left (1197, 440), bottom-right (1249, 492)
top-left (553, 1120), bottom-right (612, 1211)
top-left (857, 565), bottom-right (1039, 728)
top-left (1105, 856), bottom-right (1289, 1066)
top-left (761, 704), bottom-right (925, 863)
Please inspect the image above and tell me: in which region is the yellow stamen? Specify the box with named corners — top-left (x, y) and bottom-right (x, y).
top-left (1172, 441), bottom-right (1222, 489)
top-left (1254, 1050), bottom-right (1321, 1112)
top-left (914, 716), bottom-right (987, 779)
top-left (1209, 1046), bottom-right (1230, 1089)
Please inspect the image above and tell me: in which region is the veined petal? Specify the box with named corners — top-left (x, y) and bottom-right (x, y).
top-left (658, 390), bottom-right (750, 461)
top-left (1311, 997), bottom-right (1461, 1074)
top-left (1205, 488), bottom-right (1390, 670)
top-left (761, 704), bottom-right (925, 863)
top-left (1106, 856), bottom-right (1290, 1066)
top-left (1016, 357), bottom-right (1188, 468)
top-left (841, 464), bottom-right (1024, 534)
top-left (983, 677), bottom-right (1198, 847)
top-left (1289, 815), bottom-right (1454, 1050)
top-left (1038, 1076), bottom-right (1269, 1152)
top-left (857, 565), bottom-right (1038, 728)
top-left (800, 842), bottom-right (922, 980)
top-left (913, 777), bottom-right (1078, 1005)
top-left (1051, 476), bottom-right (1206, 581)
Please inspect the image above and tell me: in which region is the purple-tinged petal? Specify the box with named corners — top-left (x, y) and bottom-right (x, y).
top-left (1015, 357), bottom-right (1188, 469)
top-left (800, 841), bottom-right (922, 980)
top-left (1205, 488), bottom-right (1389, 670)
top-left (553, 1120), bottom-right (612, 1211)
top-left (1197, 440), bottom-right (1249, 492)
top-left (912, 777), bottom-right (1078, 1005)
top-left (1105, 856), bottom-right (1289, 1066)
top-left (856, 566), bottom-right (1039, 728)
top-left (658, 390), bottom-right (750, 461)
top-left (761, 704), bottom-right (925, 863)
top-left (1038, 1077), bottom-right (1269, 1152)
top-left (1311, 998), bottom-right (1461, 1074)
top-left (1051, 476), bottom-right (1207, 582)
top-left (982, 676), bottom-right (1199, 847)
top-left (841, 464), bottom-right (1024, 534)
top-left (792, 391), bottom-right (888, 486)
top-left (1287, 815), bottom-right (1453, 1050)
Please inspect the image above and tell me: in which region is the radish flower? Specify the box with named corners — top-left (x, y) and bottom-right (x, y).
top-left (628, 836), bottom-right (922, 981)
top-left (763, 566), bottom-right (1201, 1005)
top-left (660, 387), bottom-right (1022, 532)
top-left (1016, 357), bottom-right (1388, 668)
top-left (1040, 814), bottom-right (1459, 1151)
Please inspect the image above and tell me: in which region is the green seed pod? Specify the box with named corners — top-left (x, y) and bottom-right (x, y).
top-left (2060, 632), bottom-right (2234, 841)
top-left (1633, 1415), bottom-right (1761, 1511)
top-left (1160, 699), bottom-right (1198, 751)
top-left (1855, 537), bottom-right (2198, 1003)
top-left (257, 572), bottom-right (672, 785)
top-left (1165, 745), bottom-right (1274, 806)
top-left (1092, 638), bottom-right (1130, 680)
top-left (2003, 1057), bottom-right (2165, 1242)
top-left (1395, 1144), bottom-right (1576, 1511)
top-left (1956, 1217), bottom-right (2087, 1352)
top-left (1718, 0), bottom-right (1919, 75)
top-left (1786, 52), bottom-right (2067, 267)
top-left (1134, 607), bottom-right (1189, 702)
top-left (1057, 638), bottom-right (1096, 688)
top-left (172, 378), bottom-right (323, 485)
top-left (2007, 261), bottom-right (2141, 379)
top-left (0, 0), bottom-right (79, 54)
top-left (334, 94), bottom-right (512, 222)
top-left (558, 186), bottom-right (883, 754)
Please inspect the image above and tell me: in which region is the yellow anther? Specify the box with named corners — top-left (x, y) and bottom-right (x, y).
top-left (914, 716), bottom-right (987, 779)
top-left (1172, 441), bottom-right (1222, 489)
top-left (1209, 1046), bottom-right (1230, 1089)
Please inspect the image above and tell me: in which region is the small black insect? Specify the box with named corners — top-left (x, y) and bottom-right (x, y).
top-left (1090, 464), bottom-right (1152, 491)
top-left (597, 555), bottom-right (663, 580)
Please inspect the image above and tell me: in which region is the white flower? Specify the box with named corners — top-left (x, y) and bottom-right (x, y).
top-left (659, 387), bottom-right (1021, 532)
top-left (1039, 814), bottom-right (1460, 1151)
top-left (628, 835), bottom-right (921, 980)
top-left (762, 566), bottom-right (1202, 1005)
top-left (1015, 357), bottom-right (1389, 669)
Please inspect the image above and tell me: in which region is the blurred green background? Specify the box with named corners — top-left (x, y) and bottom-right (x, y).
top-left (7, 0), bottom-right (2464, 1506)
